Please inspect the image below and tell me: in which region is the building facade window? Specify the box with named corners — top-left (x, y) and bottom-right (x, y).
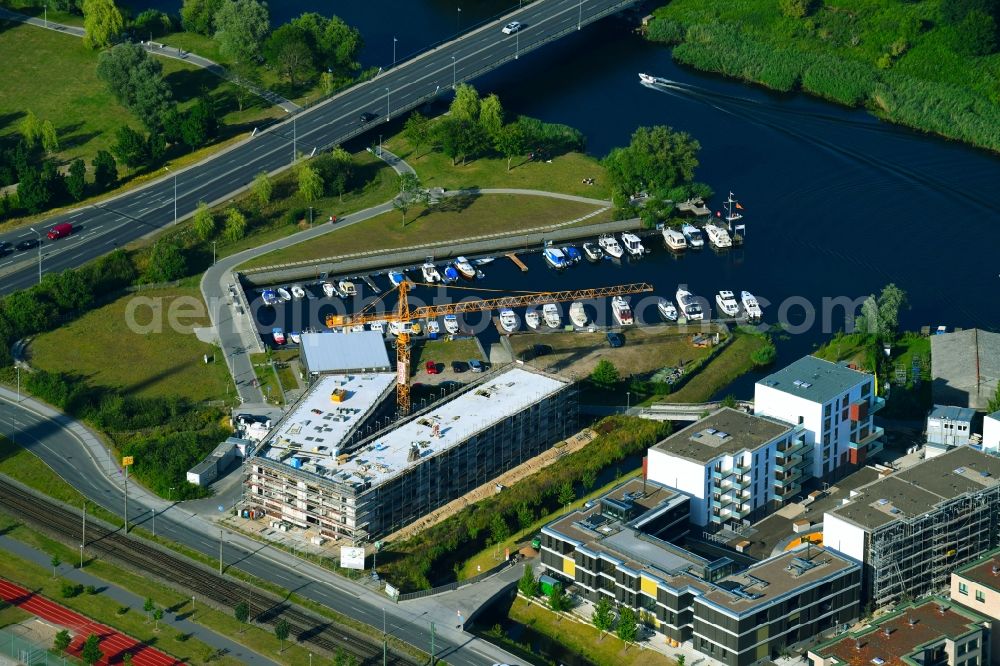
top-left (975, 590), bottom-right (985, 602)
top-left (959, 582), bottom-right (968, 595)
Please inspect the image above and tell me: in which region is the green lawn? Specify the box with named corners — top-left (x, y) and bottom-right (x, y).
top-left (412, 338), bottom-right (482, 368)
top-left (29, 286), bottom-right (234, 402)
top-left (241, 194), bottom-right (607, 269)
top-left (654, 332), bottom-right (767, 403)
top-left (0, 0), bottom-right (82, 25)
top-left (248, 353), bottom-right (286, 405)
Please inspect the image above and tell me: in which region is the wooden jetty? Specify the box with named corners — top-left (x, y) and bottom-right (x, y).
top-left (505, 252), bottom-right (528, 272)
top-left (362, 276), bottom-right (381, 294)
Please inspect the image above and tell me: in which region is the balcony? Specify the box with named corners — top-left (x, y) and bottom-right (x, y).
top-left (777, 437), bottom-right (806, 455)
top-left (711, 495), bottom-right (735, 509)
top-left (774, 453), bottom-right (803, 472)
top-left (711, 467), bottom-right (732, 480)
top-left (775, 468), bottom-right (802, 486)
top-left (850, 426), bottom-right (885, 450)
top-left (871, 396), bottom-right (886, 413)
top-left (772, 483), bottom-right (801, 502)
top-left (733, 503), bottom-right (751, 518)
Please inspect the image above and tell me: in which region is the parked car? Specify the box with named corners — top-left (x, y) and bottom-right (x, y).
top-left (425, 360), bottom-right (440, 375)
top-left (606, 332), bottom-right (625, 348)
top-left (451, 360), bottom-right (468, 373)
top-left (468, 359), bottom-right (484, 373)
top-left (501, 21), bottom-right (523, 34)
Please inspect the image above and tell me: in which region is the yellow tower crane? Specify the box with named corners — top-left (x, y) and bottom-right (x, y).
top-left (326, 280), bottom-right (654, 415)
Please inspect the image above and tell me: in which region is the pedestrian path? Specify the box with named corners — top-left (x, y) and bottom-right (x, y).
top-left (0, 6), bottom-right (300, 113)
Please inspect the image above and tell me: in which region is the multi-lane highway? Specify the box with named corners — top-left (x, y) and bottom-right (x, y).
top-left (0, 0), bottom-right (636, 296)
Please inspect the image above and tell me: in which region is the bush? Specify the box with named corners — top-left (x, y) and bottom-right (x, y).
top-left (61, 582), bottom-right (84, 598)
top-left (801, 53), bottom-right (879, 106)
top-left (751, 338), bottom-right (777, 367)
top-left (285, 206), bottom-right (307, 226)
top-left (646, 18), bottom-right (686, 45)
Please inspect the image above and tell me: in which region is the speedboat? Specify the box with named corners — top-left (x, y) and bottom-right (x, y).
top-left (621, 233), bottom-right (645, 256)
top-left (569, 302), bottom-right (588, 328)
top-left (322, 282), bottom-right (336, 298)
top-left (388, 271), bottom-right (407, 287)
top-left (657, 298), bottom-right (678, 322)
top-left (262, 289), bottom-right (279, 306)
top-left (474, 257), bottom-right (495, 265)
top-left (639, 72), bottom-right (660, 85)
top-left (421, 262), bottom-right (441, 283)
top-left (676, 287), bottom-right (704, 321)
top-left (705, 223), bottom-right (733, 249)
top-left (291, 285), bottom-right (306, 299)
top-left (276, 287), bottom-right (292, 302)
top-left (443, 314), bottom-right (460, 334)
top-left (598, 234), bottom-right (624, 258)
top-left (499, 308), bottom-right (519, 333)
top-left (741, 291), bottom-right (763, 320)
top-left (443, 266), bottom-right (459, 283)
top-left (543, 247), bottom-right (568, 269)
top-left (612, 296), bottom-right (634, 326)
top-left (562, 246), bottom-right (582, 263)
top-left (681, 223), bottom-right (704, 249)
top-left (272, 327), bottom-right (286, 344)
top-left (425, 320), bottom-right (440, 335)
top-left (370, 321), bottom-right (386, 333)
top-left (542, 303), bottom-right (561, 329)
top-left (662, 228), bottom-right (687, 251)
top-left (289, 331), bottom-right (301, 344)
top-left (716, 290), bottom-right (740, 317)
top-left (454, 256), bottom-right (476, 279)
top-left (582, 242), bottom-right (603, 261)
top-left (525, 310), bottom-right (541, 330)
top-left (338, 280), bottom-right (357, 297)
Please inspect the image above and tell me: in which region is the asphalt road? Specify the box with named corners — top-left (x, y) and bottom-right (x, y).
top-left (0, 0), bottom-right (636, 296)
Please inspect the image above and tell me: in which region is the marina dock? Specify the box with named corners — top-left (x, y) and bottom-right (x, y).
top-left (362, 276), bottom-right (381, 294)
top-left (506, 253), bottom-right (529, 272)
top-left (677, 198), bottom-right (711, 216)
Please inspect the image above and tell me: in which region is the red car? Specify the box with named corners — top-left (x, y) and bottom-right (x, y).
top-left (425, 360), bottom-right (439, 375)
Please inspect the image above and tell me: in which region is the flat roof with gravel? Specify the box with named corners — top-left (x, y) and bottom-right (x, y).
top-left (651, 408), bottom-right (793, 463)
top-left (757, 356), bottom-right (869, 403)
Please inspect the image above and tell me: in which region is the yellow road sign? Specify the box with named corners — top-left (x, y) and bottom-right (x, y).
top-left (122, 456), bottom-right (134, 467)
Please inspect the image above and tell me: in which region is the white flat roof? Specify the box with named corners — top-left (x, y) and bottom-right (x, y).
top-left (260, 373), bottom-right (395, 466)
top-left (261, 367), bottom-right (567, 490)
top-left (301, 331), bottom-right (391, 373)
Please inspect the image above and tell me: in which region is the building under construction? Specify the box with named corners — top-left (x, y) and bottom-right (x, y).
top-left (824, 447), bottom-right (1000, 607)
top-left (245, 366), bottom-right (576, 543)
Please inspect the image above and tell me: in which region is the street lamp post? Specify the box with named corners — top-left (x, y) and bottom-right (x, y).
top-left (385, 87), bottom-right (390, 122)
top-left (219, 529), bottom-right (224, 574)
top-left (151, 507), bottom-right (156, 537)
top-left (456, 6), bottom-right (461, 32)
top-left (15, 365), bottom-right (20, 403)
top-left (451, 55), bottom-right (456, 89)
top-left (392, 37), bottom-right (397, 65)
top-left (293, 116), bottom-right (297, 162)
top-left (516, 27), bottom-right (519, 59)
top-left (382, 608), bottom-right (387, 666)
top-left (579, 0), bottom-right (583, 30)
top-left (28, 227), bottom-right (42, 283)
top-left (163, 167), bottom-right (177, 225)
top-left (212, 241), bottom-right (217, 265)
top-left (626, 391), bottom-right (631, 414)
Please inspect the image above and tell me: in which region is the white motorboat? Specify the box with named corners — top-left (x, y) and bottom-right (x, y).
top-left (724, 191), bottom-right (746, 246)
top-left (388, 271), bottom-right (406, 287)
top-left (261, 289), bottom-right (279, 306)
top-left (598, 233), bottom-right (624, 258)
top-left (612, 296), bottom-right (634, 326)
top-left (562, 246), bottom-right (582, 263)
top-left (676, 287), bottom-right (704, 321)
top-left (716, 290), bottom-right (740, 317)
top-left (741, 291), bottom-right (763, 320)
top-left (681, 223), bottom-right (704, 249)
top-left (569, 302), bottom-right (588, 328)
top-left (542, 303), bottom-right (561, 329)
top-left (291, 284), bottom-right (306, 299)
top-left (662, 228), bottom-right (687, 251)
top-left (639, 72), bottom-right (659, 85)
top-left (621, 232), bottom-right (645, 256)
top-left (322, 282), bottom-right (336, 298)
top-left (657, 298), bottom-right (678, 322)
top-left (525, 310), bottom-right (541, 330)
top-left (499, 308), bottom-right (519, 333)
top-left (705, 223), bottom-right (733, 249)
top-left (338, 280), bottom-right (357, 297)
top-left (289, 331), bottom-right (301, 344)
top-left (370, 321), bottom-right (386, 333)
top-left (276, 287), bottom-right (292, 302)
top-left (443, 314), bottom-right (460, 334)
top-left (421, 262), bottom-right (442, 283)
top-left (543, 247), bottom-right (568, 269)
top-left (425, 320), bottom-right (440, 335)
top-left (582, 242), bottom-right (603, 261)
top-left (351, 324), bottom-right (366, 333)
top-left (474, 257), bottom-right (495, 265)
top-left (454, 256), bottom-right (476, 279)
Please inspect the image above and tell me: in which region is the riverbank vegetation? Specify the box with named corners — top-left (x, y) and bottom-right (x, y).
top-left (646, 0), bottom-right (1000, 152)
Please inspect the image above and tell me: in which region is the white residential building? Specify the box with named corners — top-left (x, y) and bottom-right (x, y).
top-left (984, 411), bottom-right (1000, 454)
top-left (646, 408), bottom-right (811, 529)
top-left (754, 356), bottom-right (884, 481)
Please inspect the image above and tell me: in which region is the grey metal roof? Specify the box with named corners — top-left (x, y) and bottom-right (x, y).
top-left (757, 356), bottom-right (870, 403)
top-left (652, 408), bottom-right (792, 463)
top-left (931, 329), bottom-right (1000, 411)
top-left (927, 405), bottom-right (976, 423)
top-left (300, 331), bottom-right (390, 373)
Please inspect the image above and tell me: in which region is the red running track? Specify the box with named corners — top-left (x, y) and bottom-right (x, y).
top-left (0, 578), bottom-right (183, 665)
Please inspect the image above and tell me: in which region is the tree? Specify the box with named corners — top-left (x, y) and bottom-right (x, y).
top-left (143, 596), bottom-right (155, 622)
top-left (274, 619), bottom-right (290, 653)
top-left (616, 605), bottom-right (638, 644)
top-left (297, 163), bottom-right (324, 203)
top-left (152, 607), bottom-right (163, 630)
top-left (230, 62), bottom-right (261, 112)
top-left (252, 171), bottom-right (273, 208)
top-left (779, 0), bottom-right (816, 18)
top-left (548, 582), bottom-right (568, 612)
top-left (854, 283), bottom-right (907, 343)
top-left (450, 83), bottom-right (481, 123)
top-left (956, 10), bottom-right (998, 55)
top-left (133, 9), bottom-right (174, 39)
top-left (17, 165), bottom-right (53, 214)
top-left (489, 513), bottom-right (510, 545)
top-left (393, 172), bottom-right (424, 227)
top-left (593, 594), bottom-right (614, 637)
top-left (264, 24), bottom-right (315, 86)
top-left (67, 158), bottom-right (87, 201)
top-left (751, 339), bottom-right (777, 367)
top-left (603, 125), bottom-right (701, 200)
top-left (20, 110), bottom-right (42, 147)
top-left (111, 125), bottom-right (149, 172)
top-left (192, 201), bottom-right (216, 239)
top-left (144, 240), bottom-right (186, 283)
top-left (557, 481), bottom-right (575, 508)
top-left (987, 383), bottom-right (1000, 413)
top-left (402, 111), bottom-right (431, 157)
top-left (581, 467), bottom-right (597, 490)
top-left (289, 13), bottom-right (363, 74)
top-left (223, 207), bottom-right (247, 242)
top-left (81, 633), bottom-right (103, 665)
top-left (98, 42), bottom-right (174, 130)
top-left (495, 122), bottom-right (527, 171)
top-left (516, 502), bottom-right (535, 530)
top-left (454, 118), bottom-right (489, 165)
top-left (518, 563), bottom-right (539, 597)
top-left (181, 0), bottom-right (223, 35)
top-left (181, 97), bottom-right (218, 148)
top-left (50, 555), bottom-right (61, 578)
top-left (942, 0), bottom-right (1000, 25)
top-left (478, 93), bottom-right (504, 141)
top-left (53, 629), bottom-right (72, 651)
top-left (591, 359), bottom-right (620, 388)
top-left (324, 147), bottom-right (352, 201)
top-left (234, 601), bottom-right (250, 633)
top-left (676, 655), bottom-right (686, 666)
top-left (42, 270), bottom-right (94, 311)
top-left (92, 150), bottom-right (117, 191)
top-left (215, 0), bottom-right (270, 65)
top-left (41, 120), bottom-right (59, 154)
top-left (82, 0), bottom-right (124, 50)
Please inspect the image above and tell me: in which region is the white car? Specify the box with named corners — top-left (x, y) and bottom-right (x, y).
top-left (501, 21), bottom-right (523, 35)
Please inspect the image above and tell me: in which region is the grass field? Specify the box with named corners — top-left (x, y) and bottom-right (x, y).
top-left (655, 332), bottom-right (767, 403)
top-left (29, 286), bottom-right (233, 402)
top-left (241, 193), bottom-right (607, 269)
top-left (412, 338), bottom-right (482, 368)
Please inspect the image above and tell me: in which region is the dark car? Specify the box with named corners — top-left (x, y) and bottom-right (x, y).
top-left (15, 239), bottom-right (38, 251)
top-left (360, 112), bottom-right (378, 124)
top-left (451, 360), bottom-right (468, 373)
top-left (0, 241), bottom-right (10, 252)
top-left (607, 332), bottom-right (625, 348)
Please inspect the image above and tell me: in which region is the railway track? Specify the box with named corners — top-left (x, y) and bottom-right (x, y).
top-left (0, 479), bottom-right (415, 665)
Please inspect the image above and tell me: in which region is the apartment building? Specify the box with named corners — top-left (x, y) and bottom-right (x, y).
top-left (540, 478), bottom-right (861, 666)
top-left (951, 550), bottom-right (1000, 664)
top-left (823, 447), bottom-right (1000, 607)
top-left (809, 597), bottom-right (990, 666)
top-left (646, 408), bottom-right (812, 529)
top-left (984, 412), bottom-right (1000, 454)
top-left (926, 405), bottom-right (978, 458)
top-left (754, 356), bottom-right (884, 480)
